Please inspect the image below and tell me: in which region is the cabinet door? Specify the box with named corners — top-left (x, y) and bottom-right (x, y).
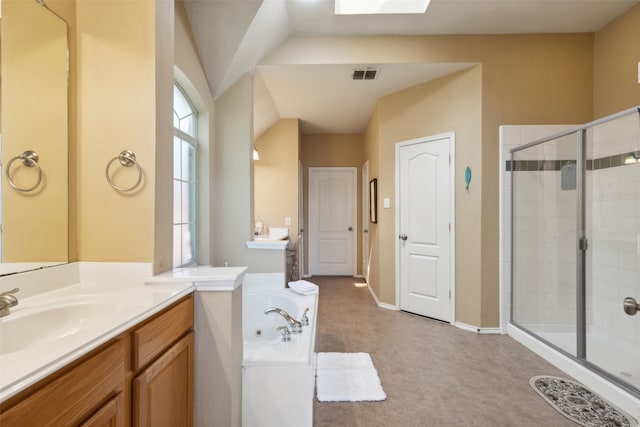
top-left (133, 331), bottom-right (194, 427)
top-left (80, 393), bottom-right (124, 427)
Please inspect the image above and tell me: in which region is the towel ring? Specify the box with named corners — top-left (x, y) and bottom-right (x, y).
top-left (105, 150), bottom-right (143, 192)
top-left (5, 150), bottom-right (42, 192)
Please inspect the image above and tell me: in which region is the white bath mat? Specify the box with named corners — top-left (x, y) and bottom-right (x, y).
top-left (315, 352), bottom-right (386, 402)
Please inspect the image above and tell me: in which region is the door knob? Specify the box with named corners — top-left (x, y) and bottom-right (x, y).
top-left (399, 234), bottom-right (408, 241)
top-left (623, 297), bottom-right (640, 316)
top-left (348, 226), bottom-right (353, 231)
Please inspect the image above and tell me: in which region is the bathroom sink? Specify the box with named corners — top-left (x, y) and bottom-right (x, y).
top-left (0, 302), bottom-right (113, 355)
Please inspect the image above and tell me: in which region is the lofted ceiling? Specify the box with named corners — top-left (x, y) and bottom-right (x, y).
top-left (183, 0), bottom-right (639, 136)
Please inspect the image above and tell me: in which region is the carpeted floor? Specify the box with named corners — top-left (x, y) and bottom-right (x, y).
top-left (311, 276), bottom-right (578, 427)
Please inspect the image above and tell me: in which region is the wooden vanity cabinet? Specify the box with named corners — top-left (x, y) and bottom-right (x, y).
top-left (131, 296), bottom-right (194, 427)
top-left (0, 294), bottom-right (194, 427)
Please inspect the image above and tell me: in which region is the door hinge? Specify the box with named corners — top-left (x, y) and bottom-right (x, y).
top-left (449, 290), bottom-right (451, 300)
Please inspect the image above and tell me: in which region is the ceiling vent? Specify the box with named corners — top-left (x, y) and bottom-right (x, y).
top-left (352, 68), bottom-right (379, 81)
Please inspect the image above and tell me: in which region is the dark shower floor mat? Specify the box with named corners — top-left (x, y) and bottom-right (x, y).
top-left (530, 375), bottom-right (637, 427)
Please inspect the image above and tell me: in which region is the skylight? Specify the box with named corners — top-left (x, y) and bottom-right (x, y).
top-left (335, 0), bottom-right (431, 15)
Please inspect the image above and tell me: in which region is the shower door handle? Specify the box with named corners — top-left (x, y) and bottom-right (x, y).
top-left (623, 297), bottom-right (639, 316)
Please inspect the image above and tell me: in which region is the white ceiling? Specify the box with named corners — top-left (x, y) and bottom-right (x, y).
top-left (184, 0), bottom-right (639, 136)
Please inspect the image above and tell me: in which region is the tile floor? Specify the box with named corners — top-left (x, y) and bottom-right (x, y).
top-left (310, 276), bottom-right (576, 426)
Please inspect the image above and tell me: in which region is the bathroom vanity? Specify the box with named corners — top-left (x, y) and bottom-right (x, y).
top-left (0, 263), bottom-right (248, 427)
top-left (0, 294), bottom-right (194, 426)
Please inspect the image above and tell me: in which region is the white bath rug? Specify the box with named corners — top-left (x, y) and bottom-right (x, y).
top-left (530, 375), bottom-right (638, 427)
top-left (315, 352), bottom-right (386, 402)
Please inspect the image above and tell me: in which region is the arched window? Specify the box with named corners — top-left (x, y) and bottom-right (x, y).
top-left (173, 83), bottom-right (197, 267)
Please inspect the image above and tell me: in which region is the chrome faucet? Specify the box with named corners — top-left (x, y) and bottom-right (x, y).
top-left (0, 288), bottom-right (19, 317)
top-left (276, 326), bottom-right (291, 342)
top-left (300, 307), bottom-right (310, 326)
top-left (264, 307), bottom-right (303, 333)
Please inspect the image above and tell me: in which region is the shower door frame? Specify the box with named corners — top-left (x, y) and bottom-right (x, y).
top-left (509, 106), bottom-right (640, 400)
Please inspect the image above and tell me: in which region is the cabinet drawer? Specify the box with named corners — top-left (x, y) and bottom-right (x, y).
top-left (132, 295), bottom-right (193, 371)
top-left (0, 340), bottom-right (125, 427)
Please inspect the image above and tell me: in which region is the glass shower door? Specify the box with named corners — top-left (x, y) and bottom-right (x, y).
top-left (584, 111), bottom-right (640, 394)
top-left (511, 132), bottom-right (578, 356)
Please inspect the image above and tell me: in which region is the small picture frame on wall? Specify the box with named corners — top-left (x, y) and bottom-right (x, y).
top-left (369, 178), bottom-right (377, 224)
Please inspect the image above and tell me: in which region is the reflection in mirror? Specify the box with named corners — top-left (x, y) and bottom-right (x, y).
top-left (0, 0), bottom-right (69, 276)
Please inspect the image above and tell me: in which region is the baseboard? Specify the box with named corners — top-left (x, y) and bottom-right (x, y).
top-left (454, 322), bottom-right (501, 334)
top-left (366, 284), bottom-right (398, 311)
top-left (478, 327), bottom-right (501, 335)
top-left (354, 274), bottom-right (364, 279)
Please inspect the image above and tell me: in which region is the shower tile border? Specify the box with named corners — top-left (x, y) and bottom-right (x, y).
top-left (506, 151), bottom-right (640, 172)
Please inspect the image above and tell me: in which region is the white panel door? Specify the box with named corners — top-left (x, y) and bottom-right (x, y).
top-left (398, 136), bottom-right (452, 322)
top-left (309, 168), bottom-right (356, 276)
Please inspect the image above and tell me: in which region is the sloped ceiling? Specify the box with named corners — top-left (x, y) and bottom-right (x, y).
top-left (183, 0), bottom-right (638, 136)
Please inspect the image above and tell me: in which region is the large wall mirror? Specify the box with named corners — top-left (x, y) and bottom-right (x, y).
top-left (0, 0), bottom-right (69, 276)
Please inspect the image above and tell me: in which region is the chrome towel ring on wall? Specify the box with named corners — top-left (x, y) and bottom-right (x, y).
top-left (5, 150), bottom-right (43, 192)
top-left (105, 150), bottom-right (143, 193)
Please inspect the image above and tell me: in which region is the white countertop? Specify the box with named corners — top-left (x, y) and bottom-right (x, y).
top-left (0, 280), bottom-right (193, 402)
top-left (147, 266), bottom-right (247, 291)
top-left (246, 239), bottom-right (290, 250)
top-left (0, 263), bottom-right (247, 403)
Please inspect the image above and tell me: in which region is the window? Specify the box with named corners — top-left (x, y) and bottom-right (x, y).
top-left (173, 83), bottom-right (197, 267)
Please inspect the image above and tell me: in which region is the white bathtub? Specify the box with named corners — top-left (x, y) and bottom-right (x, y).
top-left (242, 281), bottom-right (318, 427)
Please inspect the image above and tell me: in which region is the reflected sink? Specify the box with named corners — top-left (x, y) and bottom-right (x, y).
top-left (0, 302), bottom-right (112, 355)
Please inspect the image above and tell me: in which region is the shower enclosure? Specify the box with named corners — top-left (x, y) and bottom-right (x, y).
top-left (510, 106), bottom-right (640, 398)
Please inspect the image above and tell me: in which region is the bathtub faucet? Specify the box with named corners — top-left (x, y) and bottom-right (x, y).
top-left (265, 307), bottom-right (303, 333)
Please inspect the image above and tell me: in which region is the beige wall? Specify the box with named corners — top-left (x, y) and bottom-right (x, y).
top-left (194, 288), bottom-right (243, 427)
top-left (153, 0), bottom-right (175, 273)
top-left (301, 133), bottom-right (365, 276)
top-left (74, 0), bottom-right (158, 262)
top-left (594, 3), bottom-right (640, 118)
top-left (371, 66), bottom-right (483, 321)
top-left (254, 119), bottom-right (300, 244)
top-left (265, 33), bottom-right (594, 327)
top-left (213, 75), bottom-right (254, 267)
top-left (1, 0), bottom-right (68, 262)
top-left (363, 106), bottom-right (381, 296)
